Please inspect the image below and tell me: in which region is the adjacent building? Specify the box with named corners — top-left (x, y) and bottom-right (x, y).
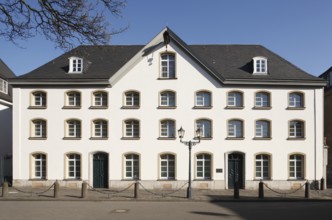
top-left (0, 59), bottom-right (15, 185)
top-left (10, 27), bottom-right (326, 190)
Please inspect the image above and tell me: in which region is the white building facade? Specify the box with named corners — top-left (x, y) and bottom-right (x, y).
top-left (11, 28), bottom-right (326, 189)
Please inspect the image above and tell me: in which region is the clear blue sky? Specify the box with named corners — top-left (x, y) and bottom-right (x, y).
top-left (1, 0), bottom-right (331, 76)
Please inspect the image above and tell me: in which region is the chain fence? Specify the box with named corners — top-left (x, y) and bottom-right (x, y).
top-left (262, 181), bottom-right (306, 197)
top-left (87, 183), bottom-right (135, 198)
top-left (138, 181), bottom-right (188, 198)
top-left (7, 181), bottom-right (56, 196)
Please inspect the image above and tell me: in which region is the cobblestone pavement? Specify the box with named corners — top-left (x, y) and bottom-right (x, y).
top-left (1, 184), bottom-right (332, 201)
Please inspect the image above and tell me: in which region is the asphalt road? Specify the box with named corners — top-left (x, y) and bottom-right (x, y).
top-left (0, 201), bottom-right (331, 220)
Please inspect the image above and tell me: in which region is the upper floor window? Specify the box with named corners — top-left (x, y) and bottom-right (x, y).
top-left (195, 91), bottom-right (212, 108)
top-left (160, 119), bottom-right (176, 138)
top-left (31, 119), bottom-right (47, 139)
top-left (160, 53), bottom-right (175, 79)
top-left (93, 91), bottom-right (108, 108)
top-left (92, 119), bottom-right (108, 139)
top-left (0, 78), bottom-right (8, 94)
top-left (65, 91), bottom-right (81, 108)
top-left (31, 91), bottom-right (47, 108)
top-left (68, 57), bottom-right (83, 73)
top-left (253, 57), bottom-right (268, 74)
top-left (255, 91), bottom-right (271, 108)
top-left (227, 119), bottom-right (244, 139)
top-left (288, 92), bottom-right (304, 109)
top-left (289, 120), bottom-right (305, 139)
top-left (227, 91), bottom-right (243, 108)
top-left (65, 119), bottom-right (81, 139)
top-left (255, 120), bottom-right (271, 139)
top-left (159, 90), bottom-right (176, 108)
top-left (196, 119), bottom-right (212, 138)
top-left (124, 119), bottom-right (140, 139)
top-left (124, 91), bottom-right (140, 108)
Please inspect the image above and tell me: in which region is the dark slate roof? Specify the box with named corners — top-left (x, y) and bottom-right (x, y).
top-left (0, 59), bottom-right (15, 103)
top-left (11, 28), bottom-right (324, 86)
top-left (15, 45), bottom-right (144, 82)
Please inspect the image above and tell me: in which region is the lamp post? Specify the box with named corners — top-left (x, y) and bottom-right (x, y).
top-left (177, 126), bottom-right (201, 199)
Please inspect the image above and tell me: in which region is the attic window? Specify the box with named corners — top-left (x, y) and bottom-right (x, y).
top-left (0, 78), bottom-right (8, 94)
top-left (253, 57), bottom-right (268, 75)
top-left (69, 57), bottom-right (83, 74)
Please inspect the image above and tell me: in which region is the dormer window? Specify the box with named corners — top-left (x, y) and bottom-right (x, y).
top-left (253, 57), bottom-right (267, 75)
top-left (69, 57), bottom-right (83, 74)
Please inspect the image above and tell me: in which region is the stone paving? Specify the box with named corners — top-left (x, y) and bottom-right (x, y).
top-left (1, 184), bottom-right (332, 201)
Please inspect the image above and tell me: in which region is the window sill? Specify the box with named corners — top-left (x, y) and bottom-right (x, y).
top-left (121, 137), bottom-right (140, 140)
top-left (286, 107), bottom-right (305, 110)
top-left (29, 178), bottom-right (47, 181)
top-left (89, 106), bottom-right (108, 109)
top-left (287, 178), bottom-right (305, 181)
top-left (193, 179), bottom-right (213, 181)
top-left (63, 137), bottom-right (81, 140)
top-left (253, 137), bottom-right (272, 140)
top-left (63, 179), bottom-right (82, 181)
top-left (287, 137), bottom-right (306, 140)
top-left (157, 179), bottom-right (177, 181)
top-left (200, 137), bottom-right (213, 140)
top-left (225, 106), bottom-right (244, 110)
top-left (254, 178), bottom-right (272, 181)
top-left (158, 137), bottom-right (176, 140)
top-left (121, 106), bottom-right (140, 109)
top-left (226, 137), bottom-right (245, 140)
top-left (193, 106), bottom-right (212, 109)
top-left (62, 106), bottom-right (81, 109)
top-left (28, 106), bottom-right (47, 109)
top-left (90, 137), bottom-right (108, 140)
top-left (157, 106), bottom-right (177, 109)
top-left (121, 179), bottom-right (140, 181)
top-left (252, 107), bottom-right (272, 110)
top-left (29, 137), bottom-right (47, 140)
top-left (157, 77), bottom-right (178, 80)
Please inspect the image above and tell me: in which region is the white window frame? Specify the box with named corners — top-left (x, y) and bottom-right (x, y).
top-left (68, 57), bottom-right (83, 73)
top-left (196, 154), bottom-right (211, 179)
top-left (66, 120), bottom-right (81, 138)
top-left (160, 120), bottom-right (175, 138)
top-left (255, 92), bottom-right (270, 107)
top-left (32, 91), bottom-right (47, 107)
top-left (160, 91), bottom-right (176, 107)
top-left (253, 57), bottom-right (268, 74)
top-left (255, 120), bottom-right (270, 138)
top-left (67, 154), bottom-right (81, 179)
top-left (228, 119), bottom-right (243, 138)
top-left (289, 92), bottom-right (304, 108)
top-left (32, 119), bottom-right (47, 138)
top-left (124, 154), bottom-right (139, 179)
top-left (124, 120), bottom-right (139, 138)
top-left (160, 53), bottom-right (176, 79)
top-left (124, 91), bottom-right (140, 107)
top-left (195, 91), bottom-right (211, 107)
top-left (160, 154), bottom-right (175, 180)
top-left (227, 91), bottom-right (243, 107)
top-left (93, 91), bottom-right (108, 107)
top-left (33, 154), bottom-right (46, 179)
top-left (0, 78), bottom-right (8, 94)
top-left (255, 154), bottom-right (270, 179)
top-left (93, 120), bottom-right (108, 138)
top-left (66, 91), bottom-right (81, 107)
top-left (289, 154), bottom-right (304, 179)
top-left (289, 120), bottom-right (304, 138)
top-left (196, 119), bottom-right (212, 138)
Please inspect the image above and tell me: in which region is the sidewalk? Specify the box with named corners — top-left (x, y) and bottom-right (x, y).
top-left (1, 185), bottom-right (332, 202)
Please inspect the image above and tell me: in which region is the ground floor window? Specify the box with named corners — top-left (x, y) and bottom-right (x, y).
top-left (289, 154), bottom-right (304, 179)
top-left (32, 153), bottom-right (46, 179)
top-left (160, 154), bottom-right (175, 179)
top-left (125, 154), bottom-right (139, 179)
top-left (67, 154), bottom-right (81, 179)
top-left (255, 154), bottom-right (270, 179)
top-left (196, 153), bottom-right (211, 179)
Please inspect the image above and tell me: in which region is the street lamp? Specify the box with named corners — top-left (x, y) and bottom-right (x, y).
top-left (178, 126), bottom-right (201, 199)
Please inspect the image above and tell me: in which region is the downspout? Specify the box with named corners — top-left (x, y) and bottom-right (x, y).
top-left (314, 89), bottom-right (317, 186)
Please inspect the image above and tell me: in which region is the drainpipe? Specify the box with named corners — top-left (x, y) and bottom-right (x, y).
top-left (314, 89), bottom-right (317, 188)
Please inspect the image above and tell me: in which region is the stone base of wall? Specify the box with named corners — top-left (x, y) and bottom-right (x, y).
top-left (13, 179), bottom-right (308, 190)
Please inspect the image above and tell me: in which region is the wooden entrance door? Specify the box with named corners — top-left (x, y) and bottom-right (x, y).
top-left (93, 153), bottom-right (108, 188)
top-left (228, 153), bottom-right (244, 189)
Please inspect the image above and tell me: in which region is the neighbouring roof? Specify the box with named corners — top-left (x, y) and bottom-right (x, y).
top-left (0, 59), bottom-right (15, 103)
top-left (10, 27), bottom-right (325, 87)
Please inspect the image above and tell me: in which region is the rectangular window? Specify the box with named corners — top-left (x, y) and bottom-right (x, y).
top-left (161, 54), bottom-right (175, 79)
top-left (68, 154), bottom-right (81, 179)
top-left (125, 120), bottom-right (139, 138)
top-left (34, 154), bottom-right (46, 179)
top-left (0, 78), bottom-right (8, 94)
top-left (125, 154), bottom-right (139, 179)
top-left (160, 120), bottom-right (175, 138)
top-left (160, 154), bottom-right (175, 179)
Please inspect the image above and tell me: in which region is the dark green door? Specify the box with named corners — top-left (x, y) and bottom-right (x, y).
top-left (228, 153), bottom-right (244, 189)
top-left (93, 153), bottom-right (108, 188)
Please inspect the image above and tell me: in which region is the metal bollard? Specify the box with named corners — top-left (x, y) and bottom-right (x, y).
top-left (81, 181), bottom-right (88, 198)
top-left (54, 180), bottom-right (60, 198)
top-left (234, 181), bottom-right (239, 199)
top-left (2, 181), bottom-right (8, 197)
top-left (320, 178), bottom-right (325, 190)
top-left (305, 181), bottom-right (309, 198)
top-left (134, 181), bottom-right (139, 199)
top-left (258, 181), bottom-right (264, 199)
